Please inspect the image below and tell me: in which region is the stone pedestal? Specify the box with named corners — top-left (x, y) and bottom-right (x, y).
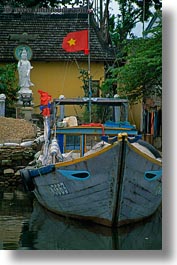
top-left (16, 105), bottom-right (33, 121)
top-left (17, 89), bottom-right (33, 106)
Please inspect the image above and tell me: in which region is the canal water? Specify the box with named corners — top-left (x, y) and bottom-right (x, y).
top-left (0, 187), bottom-right (162, 250)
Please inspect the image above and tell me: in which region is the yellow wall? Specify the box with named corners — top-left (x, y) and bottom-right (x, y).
top-left (30, 61), bottom-right (104, 116)
top-left (1, 61), bottom-right (143, 130)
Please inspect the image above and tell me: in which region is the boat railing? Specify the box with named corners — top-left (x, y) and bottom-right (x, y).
top-left (53, 97), bottom-right (129, 123)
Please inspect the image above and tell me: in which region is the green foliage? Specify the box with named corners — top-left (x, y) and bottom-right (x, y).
top-left (78, 69), bottom-right (112, 123)
top-left (102, 13), bottom-right (162, 103)
top-left (78, 69), bottom-right (90, 98)
top-left (78, 68), bottom-right (101, 97)
top-left (0, 64), bottom-right (19, 106)
top-left (109, 0), bottom-right (162, 46)
top-left (80, 104), bottom-right (113, 123)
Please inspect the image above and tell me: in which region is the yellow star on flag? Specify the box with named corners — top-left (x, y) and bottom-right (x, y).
top-left (67, 38), bottom-right (76, 46)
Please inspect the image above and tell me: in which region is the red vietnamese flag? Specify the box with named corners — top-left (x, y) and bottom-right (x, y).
top-left (62, 30), bottom-right (89, 55)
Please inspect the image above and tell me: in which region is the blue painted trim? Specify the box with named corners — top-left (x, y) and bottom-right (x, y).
top-left (128, 135), bottom-right (142, 143)
top-left (104, 121), bottom-right (135, 129)
top-left (29, 164), bottom-right (55, 177)
top-left (57, 134), bottom-right (64, 153)
top-left (144, 170), bottom-right (162, 182)
top-left (101, 135), bottom-right (117, 144)
top-left (81, 135), bottom-right (85, 157)
top-left (57, 169), bottom-right (90, 181)
top-left (56, 127), bottom-right (138, 136)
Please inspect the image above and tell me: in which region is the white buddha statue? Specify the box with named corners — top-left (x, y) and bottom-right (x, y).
top-left (17, 48), bottom-right (34, 94)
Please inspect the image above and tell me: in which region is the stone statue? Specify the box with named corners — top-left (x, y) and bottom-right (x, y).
top-left (17, 48), bottom-right (34, 94)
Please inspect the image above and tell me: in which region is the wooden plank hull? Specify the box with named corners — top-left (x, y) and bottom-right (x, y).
top-left (22, 139), bottom-right (162, 227)
top-left (33, 143), bottom-right (121, 227)
top-left (117, 142), bottom-right (162, 226)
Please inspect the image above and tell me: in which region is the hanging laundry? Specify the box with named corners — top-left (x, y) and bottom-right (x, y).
top-left (150, 112), bottom-right (154, 135)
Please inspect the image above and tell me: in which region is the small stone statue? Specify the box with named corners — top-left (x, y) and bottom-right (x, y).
top-left (17, 48), bottom-right (34, 105)
top-left (18, 48), bottom-right (34, 93)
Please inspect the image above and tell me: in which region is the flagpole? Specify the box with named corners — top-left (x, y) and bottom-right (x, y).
top-left (88, 1), bottom-right (92, 123)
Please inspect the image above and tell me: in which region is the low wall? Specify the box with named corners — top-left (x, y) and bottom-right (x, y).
top-left (0, 144), bottom-right (37, 188)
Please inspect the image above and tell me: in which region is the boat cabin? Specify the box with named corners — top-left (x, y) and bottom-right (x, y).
top-left (52, 97), bottom-right (138, 156)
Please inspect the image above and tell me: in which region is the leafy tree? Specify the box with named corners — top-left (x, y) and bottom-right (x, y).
top-left (0, 64), bottom-right (19, 106)
top-left (109, 0), bottom-right (162, 47)
top-left (78, 69), bottom-right (91, 98)
top-left (101, 11), bottom-right (162, 103)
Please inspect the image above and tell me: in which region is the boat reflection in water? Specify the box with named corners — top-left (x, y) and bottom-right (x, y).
top-left (20, 200), bottom-right (162, 250)
top-left (0, 188), bottom-right (33, 250)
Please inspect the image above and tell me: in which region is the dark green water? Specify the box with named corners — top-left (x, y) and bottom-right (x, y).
top-left (0, 187), bottom-right (162, 250)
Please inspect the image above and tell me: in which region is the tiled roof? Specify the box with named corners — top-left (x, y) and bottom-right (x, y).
top-left (0, 7), bottom-right (115, 63)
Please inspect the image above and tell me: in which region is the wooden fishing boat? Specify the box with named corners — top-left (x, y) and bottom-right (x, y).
top-left (20, 97), bottom-right (162, 227)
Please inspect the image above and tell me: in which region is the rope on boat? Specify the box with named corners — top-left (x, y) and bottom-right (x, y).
top-left (81, 123), bottom-right (105, 135)
top-left (51, 123), bottom-right (63, 163)
top-left (41, 116), bottom-right (50, 165)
